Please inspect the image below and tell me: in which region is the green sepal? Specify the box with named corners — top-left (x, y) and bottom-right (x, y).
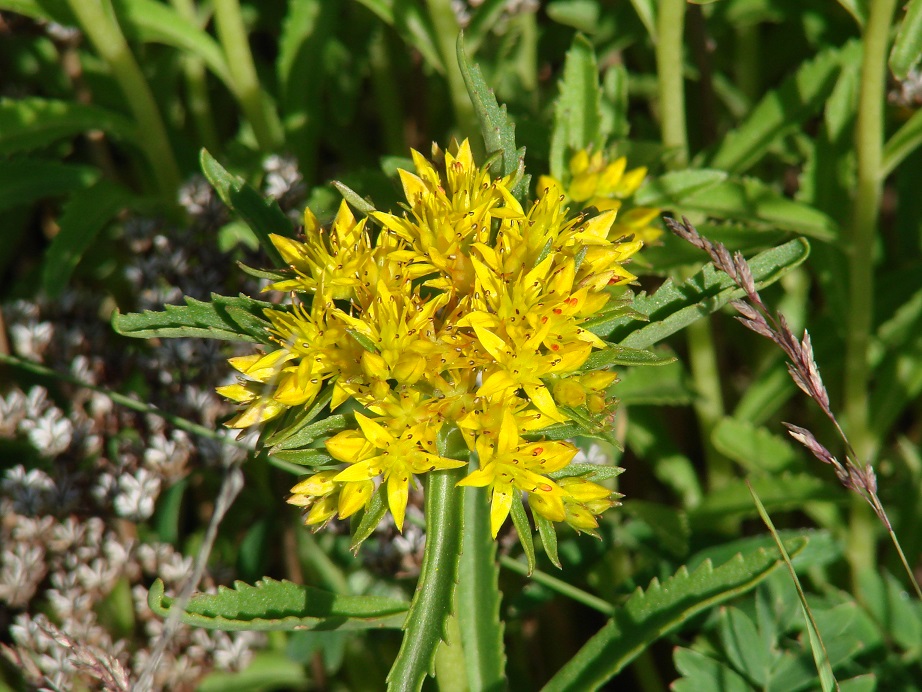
top-left (236, 261), bottom-right (289, 283)
top-left (112, 294), bottom-right (276, 343)
top-left (542, 538), bottom-right (808, 690)
top-left (147, 577), bottom-right (408, 632)
top-left (534, 512), bottom-right (561, 569)
top-left (347, 328), bottom-right (379, 353)
top-left (332, 180), bottom-right (376, 216)
top-left (350, 483), bottom-right (390, 552)
top-left (200, 149), bottom-right (292, 268)
top-left (509, 497), bottom-right (536, 575)
top-left (263, 385), bottom-right (335, 447)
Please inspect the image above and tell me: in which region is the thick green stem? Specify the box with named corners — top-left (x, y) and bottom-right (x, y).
top-left (66, 0), bottom-right (181, 196)
top-left (656, 0), bottom-right (728, 484)
top-left (388, 462), bottom-right (467, 691)
top-left (655, 0), bottom-right (688, 168)
top-left (458, 485), bottom-right (506, 690)
top-left (845, 0), bottom-right (898, 578)
top-left (425, 0), bottom-right (479, 140)
top-left (170, 0), bottom-right (220, 154)
top-left (213, 0), bottom-right (284, 151)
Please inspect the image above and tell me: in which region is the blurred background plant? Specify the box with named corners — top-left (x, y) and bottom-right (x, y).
top-left (1, 0), bottom-right (922, 689)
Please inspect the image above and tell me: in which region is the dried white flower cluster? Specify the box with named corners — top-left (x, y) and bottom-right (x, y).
top-left (0, 188), bottom-right (271, 689)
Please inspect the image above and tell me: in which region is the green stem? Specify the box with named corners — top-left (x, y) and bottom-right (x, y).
top-left (388, 464), bottom-right (467, 691)
top-left (845, 0), bottom-right (897, 579)
top-left (499, 556), bottom-right (613, 615)
top-left (656, 0), bottom-right (729, 485)
top-left (424, 0), bottom-right (479, 140)
top-left (213, 0), bottom-right (284, 151)
top-left (65, 0), bottom-right (181, 196)
top-left (458, 485), bottom-right (506, 690)
top-left (655, 0), bottom-right (688, 168)
top-left (170, 0), bottom-right (220, 154)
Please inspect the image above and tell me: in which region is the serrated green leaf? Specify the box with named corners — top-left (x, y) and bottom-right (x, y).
top-left (679, 177), bottom-right (838, 241)
top-left (604, 239), bottom-right (811, 348)
top-left (633, 168), bottom-right (728, 207)
top-left (268, 449), bottom-right (334, 467)
top-left (707, 42), bottom-right (856, 174)
top-left (711, 417), bottom-right (800, 473)
top-left (458, 485), bottom-right (507, 690)
top-left (115, 0), bottom-right (233, 88)
top-left (147, 577), bottom-right (408, 631)
top-left (890, 0), bottom-right (922, 79)
top-left (42, 179), bottom-right (136, 298)
top-left (112, 294), bottom-right (274, 343)
top-left (270, 414), bottom-right (349, 451)
top-left (542, 538), bottom-right (806, 690)
top-left (0, 159), bottom-right (99, 211)
top-left (582, 344), bottom-right (675, 369)
top-left (387, 467), bottom-right (466, 691)
top-left (457, 34), bottom-right (526, 198)
top-left (200, 149), bottom-right (292, 268)
top-left (549, 34), bottom-right (602, 180)
top-left (0, 97), bottom-right (135, 155)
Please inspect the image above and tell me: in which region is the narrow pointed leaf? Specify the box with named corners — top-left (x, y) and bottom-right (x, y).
top-left (147, 577), bottom-right (408, 631)
top-left (549, 34), bottom-right (602, 180)
top-left (597, 239), bottom-right (811, 348)
top-left (706, 42), bottom-right (856, 174)
top-left (0, 97), bottom-right (135, 155)
top-left (457, 34), bottom-right (525, 196)
top-left (42, 179), bottom-right (136, 298)
top-left (0, 160), bottom-right (98, 212)
top-left (542, 539), bottom-right (806, 690)
top-left (890, 0), bottom-right (922, 79)
top-left (200, 149), bottom-right (292, 268)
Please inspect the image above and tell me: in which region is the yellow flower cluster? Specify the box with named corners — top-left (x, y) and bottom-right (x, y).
top-left (218, 140), bottom-right (642, 538)
top-left (538, 148), bottom-right (663, 244)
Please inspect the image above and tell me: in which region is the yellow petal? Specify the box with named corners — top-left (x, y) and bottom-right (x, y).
top-left (387, 472), bottom-right (410, 531)
top-left (489, 483), bottom-right (515, 538)
top-left (354, 412), bottom-right (395, 449)
top-left (326, 430), bottom-right (373, 463)
top-left (339, 480), bottom-right (374, 518)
